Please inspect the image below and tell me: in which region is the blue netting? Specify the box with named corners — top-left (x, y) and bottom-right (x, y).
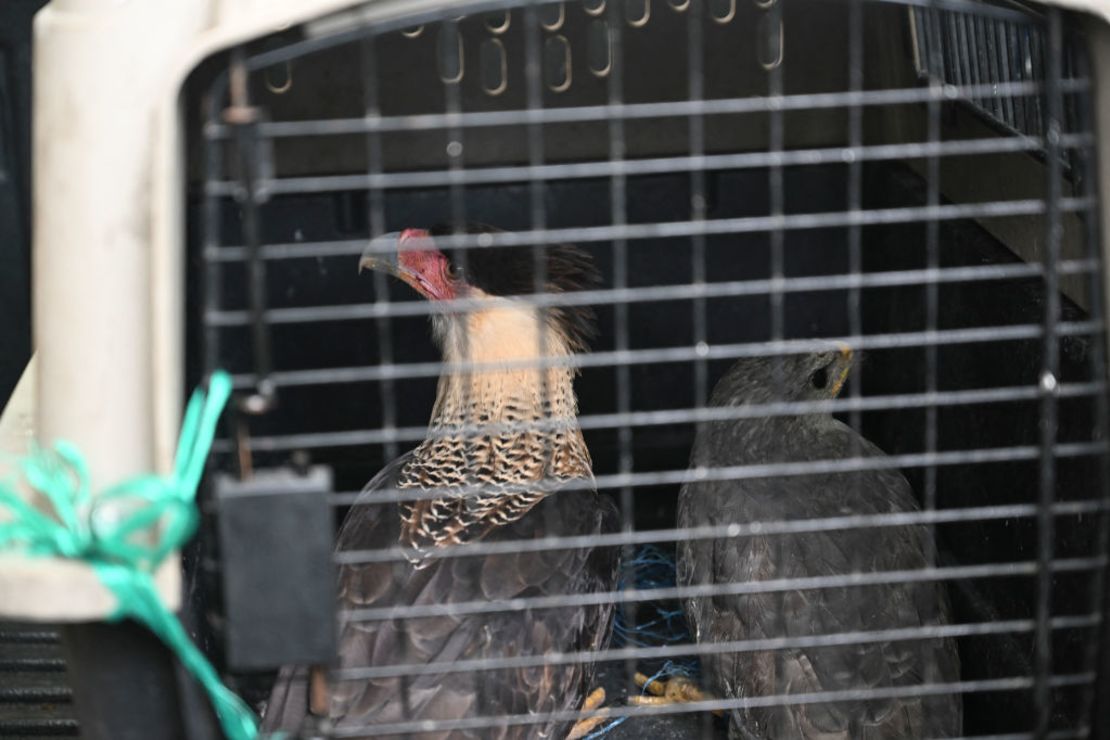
top-left (586, 545), bottom-right (700, 738)
top-left (612, 545), bottom-right (692, 649)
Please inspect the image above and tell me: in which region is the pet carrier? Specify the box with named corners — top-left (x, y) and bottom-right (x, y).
top-left (4, 0), bottom-right (1110, 738)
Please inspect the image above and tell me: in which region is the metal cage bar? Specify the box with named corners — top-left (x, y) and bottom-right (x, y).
top-left (190, 0), bottom-right (1110, 737)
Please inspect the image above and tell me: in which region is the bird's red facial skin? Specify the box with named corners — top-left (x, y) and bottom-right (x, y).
top-left (398, 229), bottom-right (457, 301)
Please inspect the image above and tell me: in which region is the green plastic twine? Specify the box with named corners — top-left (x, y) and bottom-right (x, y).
top-left (0, 370), bottom-right (259, 740)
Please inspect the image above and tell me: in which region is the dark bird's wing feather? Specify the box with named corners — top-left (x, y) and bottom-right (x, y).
top-left (263, 453), bottom-right (619, 740)
top-left (678, 422), bottom-right (962, 740)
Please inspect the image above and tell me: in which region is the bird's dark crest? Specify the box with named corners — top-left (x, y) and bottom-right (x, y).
top-left (428, 223), bottom-right (601, 354)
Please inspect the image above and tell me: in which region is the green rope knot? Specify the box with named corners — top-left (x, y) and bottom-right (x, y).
top-left (0, 370), bottom-right (260, 740)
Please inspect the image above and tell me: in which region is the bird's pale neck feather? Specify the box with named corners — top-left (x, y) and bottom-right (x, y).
top-left (433, 302), bottom-right (582, 427)
top-left (411, 302), bottom-right (592, 484)
top-left (397, 302), bottom-right (592, 555)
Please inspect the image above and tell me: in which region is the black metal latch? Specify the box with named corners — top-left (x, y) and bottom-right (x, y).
top-left (215, 465), bottom-right (336, 671)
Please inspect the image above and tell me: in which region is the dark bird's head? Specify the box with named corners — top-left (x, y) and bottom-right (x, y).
top-left (709, 345), bottom-right (856, 408)
top-left (359, 224), bottom-right (599, 357)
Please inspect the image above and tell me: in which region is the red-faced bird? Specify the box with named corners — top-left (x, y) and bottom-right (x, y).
top-left (262, 225), bottom-right (618, 739)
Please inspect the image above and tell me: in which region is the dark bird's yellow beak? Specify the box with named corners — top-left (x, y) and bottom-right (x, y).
top-left (829, 342), bottom-right (855, 397)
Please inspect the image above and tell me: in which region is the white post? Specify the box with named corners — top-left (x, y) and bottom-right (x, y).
top-left (32, 0), bottom-right (209, 489)
top-left (18, 0), bottom-right (366, 625)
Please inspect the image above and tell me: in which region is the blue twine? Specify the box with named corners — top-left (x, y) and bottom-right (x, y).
top-left (613, 545), bottom-right (692, 648)
top-left (585, 715), bottom-right (629, 738)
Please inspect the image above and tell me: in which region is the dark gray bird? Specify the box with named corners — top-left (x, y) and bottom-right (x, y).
top-left (263, 225), bottom-right (618, 739)
top-left (675, 348), bottom-right (962, 739)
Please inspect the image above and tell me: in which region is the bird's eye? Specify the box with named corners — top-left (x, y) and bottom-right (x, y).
top-left (445, 262), bottom-right (462, 280)
top-left (810, 365), bottom-right (829, 390)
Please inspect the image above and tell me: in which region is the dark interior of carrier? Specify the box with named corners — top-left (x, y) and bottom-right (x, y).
top-left (184, 0), bottom-right (1110, 736)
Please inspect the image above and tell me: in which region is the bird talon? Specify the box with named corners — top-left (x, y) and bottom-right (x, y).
top-left (630, 674), bottom-right (720, 714)
top-left (582, 686), bottom-right (606, 712)
top-left (566, 687), bottom-right (609, 740)
top-left (633, 671), bottom-right (666, 696)
top-left (675, 678), bottom-right (708, 703)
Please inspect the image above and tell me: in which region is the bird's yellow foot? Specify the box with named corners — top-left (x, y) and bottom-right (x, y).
top-left (566, 687), bottom-right (610, 740)
top-left (628, 672), bottom-right (723, 716)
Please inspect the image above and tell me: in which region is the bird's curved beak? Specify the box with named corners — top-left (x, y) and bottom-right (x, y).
top-left (359, 231), bottom-right (431, 298)
top-left (359, 229), bottom-right (449, 301)
top-left (359, 232), bottom-right (404, 277)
